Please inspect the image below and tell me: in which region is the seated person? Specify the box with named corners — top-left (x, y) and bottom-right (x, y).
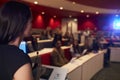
top-left (70, 40), bottom-right (83, 58)
top-left (92, 38), bottom-right (100, 52)
top-left (51, 40), bottom-right (69, 67)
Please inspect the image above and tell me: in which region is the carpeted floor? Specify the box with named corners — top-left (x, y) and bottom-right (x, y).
top-left (91, 62), bottom-right (120, 80)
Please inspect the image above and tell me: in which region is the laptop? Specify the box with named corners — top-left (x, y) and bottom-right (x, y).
top-left (40, 65), bottom-right (68, 80)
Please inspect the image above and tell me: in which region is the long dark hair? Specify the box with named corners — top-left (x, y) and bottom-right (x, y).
top-left (0, 1), bottom-right (32, 44)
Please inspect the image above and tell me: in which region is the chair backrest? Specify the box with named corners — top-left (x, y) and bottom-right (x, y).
top-left (40, 53), bottom-right (51, 65)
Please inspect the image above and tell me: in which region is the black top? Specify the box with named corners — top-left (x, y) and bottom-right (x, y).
top-left (72, 45), bottom-right (82, 54)
top-left (52, 33), bottom-right (62, 47)
top-left (0, 45), bottom-right (32, 80)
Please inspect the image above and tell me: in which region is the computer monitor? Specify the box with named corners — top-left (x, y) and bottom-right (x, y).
top-left (19, 41), bottom-right (27, 53)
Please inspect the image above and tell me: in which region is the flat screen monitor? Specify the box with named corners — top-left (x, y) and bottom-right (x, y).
top-left (19, 41), bottom-right (27, 53)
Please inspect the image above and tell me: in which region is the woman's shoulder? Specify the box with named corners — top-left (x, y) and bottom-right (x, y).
top-left (0, 45), bottom-right (31, 77)
top-left (0, 45), bottom-right (30, 61)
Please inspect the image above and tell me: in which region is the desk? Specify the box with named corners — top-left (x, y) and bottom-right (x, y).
top-left (61, 51), bottom-right (104, 80)
top-left (27, 38), bottom-right (68, 51)
top-left (27, 39), bottom-right (53, 51)
top-left (110, 47), bottom-right (120, 62)
top-left (29, 47), bottom-right (105, 80)
top-left (28, 46), bottom-right (71, 58)
top-left (28, 46), bottom-right (71, 63)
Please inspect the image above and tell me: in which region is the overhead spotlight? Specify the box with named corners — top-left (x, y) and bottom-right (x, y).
top-left (74, 18), bottom-right (77, 21)
top-left (80, 10), bottom-right (84, 13)
top-left (34, 1), bottom-right (38, 4)
top-left (86, 15), bottom-right (90, 18)
top-left (59, 7), bottom-right (63, 10)
top-left (41, 12), bottom-right (45, 15)
top-left (69, 15), bottom-right (72, 18)
top-left (72, 2), bottom-right (76, 4)
top-left (53, 15), bottom-right (56, 18)
top-left (96, 11), bottom-right (99, 14)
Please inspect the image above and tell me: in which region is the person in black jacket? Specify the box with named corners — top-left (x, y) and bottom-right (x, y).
top-left (52, 28), bottom-right (62, 47)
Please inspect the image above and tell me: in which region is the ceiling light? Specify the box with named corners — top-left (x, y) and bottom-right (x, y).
top-left (69, 15), bottom-right (72, 18)
top-left (86, 15), bottom-right (90, 18)
top-left (53, 15), bottom-right (56, 18)
top-left (96, 11), bottom-right (99, 14)
top-left (74, 18), bottom-right (77, 21)
top-left (59, 7), bottom-right (63, 10)
top-left (34, 1), bottom-right (38, 4)
top-left (80, 10), bottom-right (84, 13)
top-left (72, 2), bottom-right (76, 4)
top-left (41, 12), bottom-right (45, 15)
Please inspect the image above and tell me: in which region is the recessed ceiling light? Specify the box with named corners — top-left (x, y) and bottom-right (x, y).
top-left (96, 11), bottom-right (99, 14)
top-left (86, 15), bottom-right (90, 18)
top-left (74, 18), bottom-right (77, 21)
top-left (41, 12), bottom-right (45, 15)
top-left (53, 15), bottom-right (56, 18)
top-left (81, 10), bottom-right (84, 13)
top-left (59, 7), bottom-right (63, 10)
top-left (69, 15), bottom-right (72, 18)
top-left (72, 2), bottom-right (76, 4)
top-left (34, 1), bottom-right (38, 4)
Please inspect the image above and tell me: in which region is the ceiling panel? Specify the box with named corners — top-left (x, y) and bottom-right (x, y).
top-left (68, 0), bottom-right (120, 9)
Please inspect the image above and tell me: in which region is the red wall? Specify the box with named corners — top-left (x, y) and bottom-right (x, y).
top-left (0, 0), bottom-right (115, 31)
top-left (78, 20), bottom-right (97, 30)
top-left (32, 12), bottom-right (98, 31)
top-left (32, 9), bottom-right (113, 31)
top-left (77, 15), bottom-right (113, 31)
top-left (32, 11), bottom-right (61, 30)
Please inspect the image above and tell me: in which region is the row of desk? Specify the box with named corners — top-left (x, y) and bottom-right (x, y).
top-left (28, 45), bottom-right (105, 80)
top-left (28, 43), bottom-right (84, 60)
top-left (110, 47), bottom-right (120, 62)
top-left (28, 46), bottom-right (71, 60)
top-left (62, 51), bottom-right (105, 80)
top-left (27, 38), bottom-right (68, 51)
top-left (100, 40), bottom-right (120, 62)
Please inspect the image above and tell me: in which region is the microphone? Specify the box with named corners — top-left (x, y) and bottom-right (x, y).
top-left (31, 36), bottom-right (42, 80)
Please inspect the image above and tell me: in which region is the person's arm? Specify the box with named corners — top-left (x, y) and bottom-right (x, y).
top-left (13, 63), bottom-right (34, 80)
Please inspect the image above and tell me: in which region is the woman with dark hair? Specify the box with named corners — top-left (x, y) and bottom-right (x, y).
top-left (0, 1), bottom-right (33, 80)
top-left (51, 40), bottom-right (68, 67)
